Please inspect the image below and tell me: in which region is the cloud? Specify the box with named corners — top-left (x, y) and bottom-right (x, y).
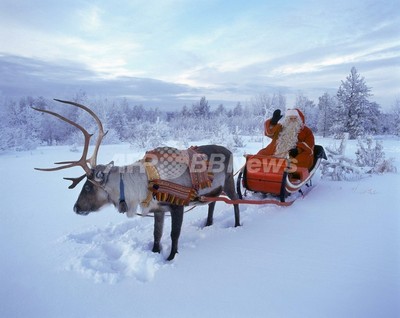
top-left (0, 54), bottom-right (199, 107)
top-left (76, 5), bottom-right (103, 32)
top-left (0, 0), bottom-right (398, 109)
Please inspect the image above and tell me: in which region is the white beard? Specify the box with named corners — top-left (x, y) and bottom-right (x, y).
top-left (274, 118), bottom-right (302, 157)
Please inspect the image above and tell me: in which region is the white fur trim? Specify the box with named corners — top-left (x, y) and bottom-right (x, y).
top-left (285, 109), bottom-right (300, 119)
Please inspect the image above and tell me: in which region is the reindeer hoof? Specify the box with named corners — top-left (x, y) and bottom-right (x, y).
top-left (167, 250), bottom-right (178, 261)
top-left (152, 243), bottom-right (161, 253)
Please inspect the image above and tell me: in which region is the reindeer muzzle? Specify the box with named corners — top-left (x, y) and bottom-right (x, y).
top-left (73, 203), bottom-right (90, 215)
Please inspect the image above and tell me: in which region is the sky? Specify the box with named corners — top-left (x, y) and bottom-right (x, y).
top-left (0, 0), bottom-right (399, 110)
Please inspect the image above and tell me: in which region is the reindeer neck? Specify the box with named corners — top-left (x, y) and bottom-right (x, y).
top-left (105, 161), bottom-right (150, 215)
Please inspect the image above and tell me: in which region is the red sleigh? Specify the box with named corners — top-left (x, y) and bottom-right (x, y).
top-left (236, 145), bottom-right (327, 203)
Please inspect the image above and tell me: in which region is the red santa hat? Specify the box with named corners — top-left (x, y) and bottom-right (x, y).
top-left (285, 108), bottom-right (305, 124)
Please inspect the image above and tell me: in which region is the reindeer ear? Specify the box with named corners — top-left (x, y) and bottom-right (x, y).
top-left (104, 161), bottom-right (114, 173)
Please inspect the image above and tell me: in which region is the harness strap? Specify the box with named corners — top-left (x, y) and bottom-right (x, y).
top-left (141, 161), bottom-right (160, 207)
top-left (118, 173), bottom-right (128, 212)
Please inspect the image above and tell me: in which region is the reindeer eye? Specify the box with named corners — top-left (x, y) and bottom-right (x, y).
top-left (84, 184), bottom-right (92, 192)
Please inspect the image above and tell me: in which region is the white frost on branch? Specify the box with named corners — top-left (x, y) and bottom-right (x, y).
top-left (355, 136), bottom-right (397, 174)
top-left (321, 133), bottom-right (363, 181)
top-left (322, 134), bottom-right (397, 181)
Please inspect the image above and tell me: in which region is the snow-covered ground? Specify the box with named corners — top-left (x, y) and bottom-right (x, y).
top-left (1, 136), bottom-right (399, 318)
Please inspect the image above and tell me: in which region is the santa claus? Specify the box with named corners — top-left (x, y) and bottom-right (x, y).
top-left (257, 108), bottom-right (315, 169)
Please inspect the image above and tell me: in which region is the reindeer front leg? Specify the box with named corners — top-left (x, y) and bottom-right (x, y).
top-left (167, 205), bottom-right (184, 261)
top-left (152, 211), bottom-right (165, 253)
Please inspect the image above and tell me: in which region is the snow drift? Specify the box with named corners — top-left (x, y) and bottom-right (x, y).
top-left (0, 137), bottom-right (399, 318)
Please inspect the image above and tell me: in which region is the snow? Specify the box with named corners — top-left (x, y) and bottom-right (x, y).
top-left (1, 137), bottom-right (399, 318)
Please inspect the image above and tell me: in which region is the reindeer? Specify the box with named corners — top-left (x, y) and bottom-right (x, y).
top-left (33, 99), bottom-right (240, 260)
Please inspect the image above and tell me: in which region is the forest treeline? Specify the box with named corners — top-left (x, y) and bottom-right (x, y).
top-left (1, 67), bottom-right (399, 151)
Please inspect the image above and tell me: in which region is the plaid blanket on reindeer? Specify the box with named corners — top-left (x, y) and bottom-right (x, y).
top-left (143, 146), bottom-right (214, 205)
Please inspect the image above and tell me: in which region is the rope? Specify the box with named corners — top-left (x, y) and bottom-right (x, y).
top-left (233, 164), bottom-right (245, 177)
top-left (199, 196), bottom-right (295, 206)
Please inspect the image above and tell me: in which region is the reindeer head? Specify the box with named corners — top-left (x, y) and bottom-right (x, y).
top-left (73, 163), bottom-right (115, 215)
top-left (33, 99), bottom-right (111, 215)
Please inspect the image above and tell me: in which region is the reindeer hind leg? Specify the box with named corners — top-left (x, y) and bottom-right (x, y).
top-left (167, 205), bottom-right (184, 261)
top-left (152, 211), bottom-right (165, 253)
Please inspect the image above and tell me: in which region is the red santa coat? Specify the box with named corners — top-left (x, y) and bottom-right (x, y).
top-left (257, 109), bottom-right (315, 169)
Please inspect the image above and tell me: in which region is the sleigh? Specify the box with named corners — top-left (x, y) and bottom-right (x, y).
top-left (235, 145), bottom-right (327, 204)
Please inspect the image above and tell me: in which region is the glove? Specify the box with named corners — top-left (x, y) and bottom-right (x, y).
top-left (289, 148), bottom-right (299, 158)
top-left (270, 109), bottom-right (283, 125)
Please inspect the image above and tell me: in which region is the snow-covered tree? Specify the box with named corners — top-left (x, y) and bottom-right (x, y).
top-left (317, 93), bottom-right (336, 137)
top-left (321, 133), bottom-right (363, 181)
top-left (355, 136), bottom-right (384, 168)
top-left (247, 93), bottom-right (286, 137)
top-left (295, 93), bottom-right (318, 132)
top-left (329, 95), bottom-right (346, 138)
top-left (106, 101), bottom-right (129, 140)
top-left (232, 126), bottom-right (246, 148)
top-left (271, 92), bottom-right (286, 111)
top-left (213, 104), bottom-right (226, 117)
top-left (363, 101), bottom-right (381, 135)
top-left (250, 92), bottom-right (286, 119)
top-left (336, 67), bottom-right (372, 139)
top-left (13, 97), bottom-right (45, 149)
top-left (191, 96), bottom-right (211, 119)
top-left (250, 94), bottom-right (270, 118)
top-left (130, 118), bottom-right (169, 149)
top-left (355, 136), bottom-right (397, 173)
top-left (322, 133), bottom-right (396, 180)
top-left (180, 105), bottom-right (190, 118)
top-left (233, 102), bottom-right (244, 117)
top-left (392, 97), bottom-right (400, 136)
top-left (210, 123), bottom-right (235, 149)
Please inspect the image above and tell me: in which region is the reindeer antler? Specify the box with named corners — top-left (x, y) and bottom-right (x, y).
top-left (32, 99), bottom-right (108, 188)
top-left (53, 99), bottom-right (107, 167)
top-left (63, 174), bottom-right (87, 189)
